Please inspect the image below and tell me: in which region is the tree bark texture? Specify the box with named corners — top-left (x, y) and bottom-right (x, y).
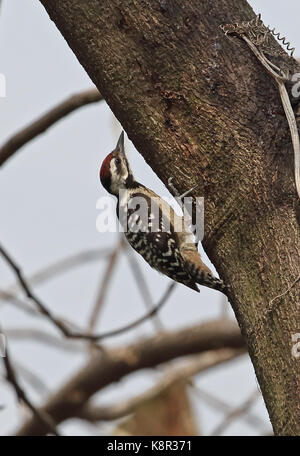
top-left (39, 0), bottom-right (300, 435)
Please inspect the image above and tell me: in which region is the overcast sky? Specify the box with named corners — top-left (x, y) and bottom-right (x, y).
top-left (1, 0), bottom-right (299, 436)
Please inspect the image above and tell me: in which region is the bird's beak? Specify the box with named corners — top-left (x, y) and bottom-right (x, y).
top-left (115, 131), bottom-right (125, 155)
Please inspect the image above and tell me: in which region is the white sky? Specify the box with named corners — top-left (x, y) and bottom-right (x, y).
top-left (1, 0), bottom-right (298, 436)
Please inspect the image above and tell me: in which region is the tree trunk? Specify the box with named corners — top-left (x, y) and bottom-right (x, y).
top-left (39, 0), bottom-right (300, 435)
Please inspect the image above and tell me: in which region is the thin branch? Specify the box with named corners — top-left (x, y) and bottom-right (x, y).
top-left (0, 244), bottom-right (82, 339)
top-left (78, 348), bottom-right (244, 422)
top-left (210, 390), bottom-right (261, 436)
top-left (89, 282), bottom-right (176, 341)
top-left (5, 328), bottom-right (83, 353)
top-left (0, 244), bottom-right (175, 341)
top-left (0, 247), bottom-right (112, 317)
top-left (2, 341), bottom-right (60, 436)
top-left (124, 241), bottom-right (165, 332)
top-left (0, 290), bottom-right (40, 316)
top-left (12, 247), bottom-right (111, 291)
top-left (88, 239), bottom-right (124, 332)
top-left (189, 384), bottom-right (266, 430)
top-left (0, 88), bottom-right (103, 167)
top-left (13, 362), bottom-right (49, 396)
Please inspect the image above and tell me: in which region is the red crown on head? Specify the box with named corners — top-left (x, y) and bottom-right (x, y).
top-left (100, 152), bottom-right (113, 178)
top-left (99, 152), bottom-right (114, 189)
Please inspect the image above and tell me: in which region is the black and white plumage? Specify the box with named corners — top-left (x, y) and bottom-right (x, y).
top-left (99, 131), bottom-right (227, 294)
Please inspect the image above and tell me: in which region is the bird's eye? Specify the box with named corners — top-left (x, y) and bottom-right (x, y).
top-left (115, 158), bottom-right (121, 165)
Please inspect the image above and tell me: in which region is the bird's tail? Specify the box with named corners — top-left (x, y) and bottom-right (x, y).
top-left (182, 248), bottom-right (229, 295)
top-left (200, 273), bottom-right (228, 295)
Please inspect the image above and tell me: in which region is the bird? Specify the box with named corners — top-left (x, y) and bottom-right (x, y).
top-left (99, 131), bottom-right (228, 295)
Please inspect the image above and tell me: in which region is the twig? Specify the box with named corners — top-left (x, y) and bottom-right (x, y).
top-left (13, 361), bottom-right (49, 396)
top-left (6, 328), bottom-right (83, 352)
top-left (2, 341), bottom-right (60, 435)
top-left (87, 281), bottom-right (175, 340)
top-left (189, 384), bottom-right (266, 430)
top-left (124, 241), bottom-right (165, 331)
top-left (0, 290), bottom-right (40, 316)
top-left (222, 17), bottom-right (300, 199)
top-left (0, 247), bottom-right (112, 316)
top-left (78, 348), bottom-right (244, 422)
top-left (0, 244), bottom-right (175, 342)
top-left (244, 36), bottom-right (300, 199)
top-left (268, 274), bottom-right (300, 308)
top-left (88, 239), bottom-right (124, 332)
top-left (210, 390), bottom-right (260, 436)
top-left (9, 247), bottom-right (111, 292)
top-left (0, 88), bottom-right (103, 167)
top-left (0, 244), bottom-right (83, 339)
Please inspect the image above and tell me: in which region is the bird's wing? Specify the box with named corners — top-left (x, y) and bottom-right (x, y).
top-left (124, 191), bottom-right (199, 291)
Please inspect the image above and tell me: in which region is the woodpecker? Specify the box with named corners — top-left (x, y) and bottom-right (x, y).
top-left (99, 131), bottom-right (227, 294)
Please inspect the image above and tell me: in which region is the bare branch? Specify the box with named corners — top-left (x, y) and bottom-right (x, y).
top-left (0, 243), bottom-right (175, 341)
top-left (190, 385), bottom-right (266, 430)
top-left (0, 88), bottom-right (103, 167)
top-left (89, 281), bottom-right (176, 340)
top-left (15, 319), bottom-right (245, 435)
top-left (2, 341), bottom-right (60, 436)
top-left (0, 247), bottom-right (112, 317)
top-left (0, 290), bottom-right (40, 316)
top-left (5, 328), bottom-right (83, 353)
top-left (210, 390), bottom-right (261, 436)
top-left (88, 239), bottom-right (124, 332)
top-left (124, 241), bottom-right (164, 331)
top-left (13, 362), bottom-right (49, 396)
top-left (13, 247), bottom-right (112, 291)
top-left (0, 244), bottom-right (82, 339)
top-left (78, 348), bottom-right (244, 422)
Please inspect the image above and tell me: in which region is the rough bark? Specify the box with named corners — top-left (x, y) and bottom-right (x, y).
top-left (39, 0), bottom-right (300, 435)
